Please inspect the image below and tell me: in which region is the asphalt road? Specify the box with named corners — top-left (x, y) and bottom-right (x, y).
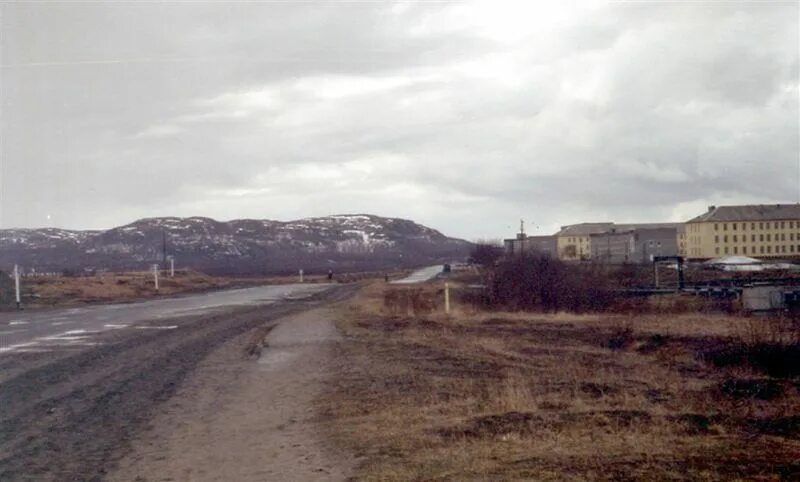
top-left (390, 265), bottom-right (444, 284)
top-left (0, 283), bottom-right (356, 481)
top-left (0, 284), bottom-right (330, 355)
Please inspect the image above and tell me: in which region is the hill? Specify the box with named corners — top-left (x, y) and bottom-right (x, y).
top-left (0, 214), bottom-right (471, 275)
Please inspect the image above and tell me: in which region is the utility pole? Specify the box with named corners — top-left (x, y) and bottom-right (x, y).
top-left (13, 264), bottom-right (21, 309)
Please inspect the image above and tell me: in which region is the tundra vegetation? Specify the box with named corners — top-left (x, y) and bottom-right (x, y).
top-left (320, 255), bottom-right (800, 480)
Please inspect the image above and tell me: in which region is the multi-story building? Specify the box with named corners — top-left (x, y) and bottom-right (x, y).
top-left (589, 224), bottom-right (681, 263)
top-left (555, 223), bottom-right (614, 261)
top-left (677, 225), bottom-right (687, 257)
top-left (684, 204), bottom-right (800, 260)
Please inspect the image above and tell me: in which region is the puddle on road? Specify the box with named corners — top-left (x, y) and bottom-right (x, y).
top-left (258, 348), bottom-right (300, 370)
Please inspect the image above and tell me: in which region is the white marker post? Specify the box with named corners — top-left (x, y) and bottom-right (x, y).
top-left (169, 257), bottom-right (175, 277)
top-left (153, 264), bottom-right (159, 291)
top-left (299, 269), bottom-right (304, 283)
top-left (13, 264), bottom-right (21, 309)
top-left (444, 282), bottom-right (451, 314)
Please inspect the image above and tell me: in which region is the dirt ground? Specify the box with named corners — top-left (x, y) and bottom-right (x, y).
top-left (110, 307), bottom-right (357, 481)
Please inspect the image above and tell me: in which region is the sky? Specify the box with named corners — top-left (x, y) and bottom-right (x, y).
top-left (1, 1), bottom-right (798, 240)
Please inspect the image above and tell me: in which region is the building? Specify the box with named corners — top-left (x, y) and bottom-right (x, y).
top-left (677, 225), bottom-right (687, 257)
top-left (504, 235), bottom-right (557, 257)
top-left (556, 222), bottom-right (680, 262)
top-left (684, 204), bottom-right (800, 260)
top-left (588, 224), bottom-right (681, 263)
top-left (556, 223), bottom-right (614, 261)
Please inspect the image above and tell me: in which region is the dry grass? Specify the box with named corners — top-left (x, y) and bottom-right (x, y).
top-left (320, 282), bottom-right (800, 481)
top-left (20, 270), bottom-right (359, 307)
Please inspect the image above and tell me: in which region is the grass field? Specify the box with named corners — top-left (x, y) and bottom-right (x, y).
top-left (321, 282), bottom-right (800, 481)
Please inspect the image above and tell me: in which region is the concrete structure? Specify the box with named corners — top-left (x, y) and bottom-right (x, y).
top-left (589, 230), bottom-right (634, 263)
top-left (684, 204), bottom-right (800, 260)
top-left (504, 235), bottom-right (557, 257)
top-left (587, 224), bottom-right (681, 263)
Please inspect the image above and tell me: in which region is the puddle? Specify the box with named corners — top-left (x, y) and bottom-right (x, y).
top-left (258, 349), bottom-right (300, 369)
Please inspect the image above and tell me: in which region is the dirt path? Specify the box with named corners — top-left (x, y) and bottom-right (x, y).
top-left (109, 307), bottom-right (355, 481)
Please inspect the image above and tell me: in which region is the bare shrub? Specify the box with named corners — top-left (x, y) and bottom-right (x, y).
top-left (704, 316), bottom-right (800, 378)
top-left (486, 253), bottom-right (616, 312)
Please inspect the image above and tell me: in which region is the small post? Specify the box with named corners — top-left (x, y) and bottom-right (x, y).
top-left (653, 260), bottom-right (659, 289)
top-left (13, 264), bottom-right (21, 309)
top-left (299, 269), bottom-right (304, 283)
top-left (169, 257), bottom-right (175, 277)
top-left (444, 282), bottom-right (451, 314)
top-left (153, 264), bottom-right (159, 291)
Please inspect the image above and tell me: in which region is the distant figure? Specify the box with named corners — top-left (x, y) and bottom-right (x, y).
top-left (327, 269), bottom-right (334, 282)
top-left (384, 273), bottom-right (389, 283)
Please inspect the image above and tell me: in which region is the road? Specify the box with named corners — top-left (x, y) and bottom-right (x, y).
top-left (390, 265), bottom-right (444, 284)
top-left (0, 284), bottom-right (328, 355)
top-left (0, 283), bottom-right (356, 481)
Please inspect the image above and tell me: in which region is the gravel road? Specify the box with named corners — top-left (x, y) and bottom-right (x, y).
top-left (0, 284), bottom-right (357, 481)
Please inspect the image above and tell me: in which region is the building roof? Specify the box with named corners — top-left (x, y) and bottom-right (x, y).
top-left (557, 222), bottom-right (680, 236)
top-left (687, 204), bottom-right (800, 223)
top-left (556, 223), bottom-right (614, 236)
top-left (614, 223), bottom-right (682, 232)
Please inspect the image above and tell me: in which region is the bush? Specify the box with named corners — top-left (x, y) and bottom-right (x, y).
top-left (486, 254), bottom-right (617, 312)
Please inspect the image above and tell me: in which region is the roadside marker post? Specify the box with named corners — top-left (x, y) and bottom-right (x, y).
top-left (153, 264), bottom-right (159, 291)
top-left (444, 282), bottom-right (451, 314)
top-left (169, 257), bottom-right (175, 277)
top-left (13, 264), bottom-right (21, 309)
top-left (299, 269), bottom-right (304, 283)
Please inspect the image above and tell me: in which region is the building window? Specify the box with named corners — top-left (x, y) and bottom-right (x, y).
top-left (723, 223), bottom-right (728, 231)
top-left (760, 222), bottom-right (764, 229)
top-left (751, 223), bottom-right (756, 230)
top-left (760, 234), bottom-right (764, 242)
top-left (715, 247), bottom-right (720, 255)
top-left (714, 223), bottom-right (719, 231)
top-left (774, 222), bottom-right (779, 229)
top-left (791, 245), bottom-right (796, 253)
top-left (733, 246), bottom-right (738, 254)
top-left (781, 233), bottom-right (786, 241)
top-left (723, 235), bottom-right (728, 242)
top-left (767, 246), bottom-right (771, 253)
top-left (715, 235), bottom-right (719, 243)
top-left (760, 246), bottom-right (765, 254)
top-left (751, 234), bottom-right (756, 242)
top-left (781, 221), bottom-right (785, 229)
top-left (724, 247), bottom-right (729, 254)
top-left (767, 234), bottom-right (771, 242)
top-left (743, 246), bottom-right (747, 254)
top-left (733, 235), bottom-right (737, 242)
top-left (733, 223), bottom-right (737, 231)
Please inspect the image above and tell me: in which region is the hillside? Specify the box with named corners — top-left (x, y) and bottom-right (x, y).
top-left (0, 214), bottom-right (471, 275)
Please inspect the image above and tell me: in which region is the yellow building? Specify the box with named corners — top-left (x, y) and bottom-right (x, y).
top-left (684, 204), bottom-right (800, 260)
top-left (677, 225), bottom-right (687, 257)
top-left (555, 223), bottom-right (614, 261)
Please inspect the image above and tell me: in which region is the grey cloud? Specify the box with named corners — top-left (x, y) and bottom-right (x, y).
top-left (1, 2), bottom-right (797, 239)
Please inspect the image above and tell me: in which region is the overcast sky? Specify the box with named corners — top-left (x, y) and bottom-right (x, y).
top-left (1, 1), bottom-right (798, 240)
